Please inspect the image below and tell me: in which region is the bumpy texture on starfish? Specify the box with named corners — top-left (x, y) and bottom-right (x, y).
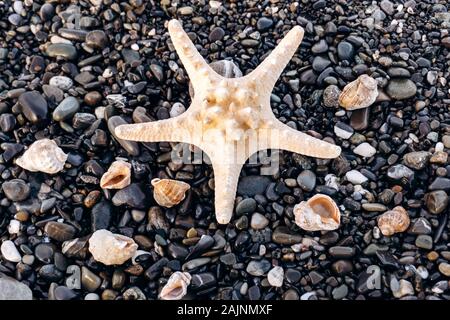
top-left (115, 19), bottom-right (341, 224)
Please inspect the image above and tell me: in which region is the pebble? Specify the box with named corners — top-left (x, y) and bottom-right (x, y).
top-left (425, 190), bottom-right (448, 214)
top-left (438, 263), bottom-right (450, 277)
top-left (0, 274), bottom-right (32, 300)
top-left (387, 164), bottom-right (414, 180)
top-left (237, 176), bottom-right (270, 196)
top-left (2, 179), bottom-right (30, 201)
top-left (346, 170), bottom-right (368, 184)
top-left (267, 266), bottom-right (284, 287)
top-left (49, 76), bottom-right (73, 91)
top-left (334, 122), bottom-right (354, 139)
top-left (250, 213), bottom-right (269, 230)
top-left (44, 222), bottom-right (76, 242)
top-left (337, 41), bottom-right (355, 60)
top-left (235, 198), bottom-right (256, 215)
top-left (108, 116), bottom-right (140, 156)
top-left (1, 240), bottom-right (21, 263)
top-left (81, 266), bottom-right (102, 292)
top-left (18, 91), bottom-right (48, 123)
top-left (256, 17), bottom-right (273, 31)
top-left (415, 235), bottom-right (433, 250)
top-left (403, 151), bottom-right (431, 170)
top-left (296, 170), bottom-right (316, 191)
top-left (45, 43), bottom-right (77, 60)
top-left (386, 79), bottom-right (417, 100)
top-left (0, 113), bottom-right (16, 132)
top-left (85, 30), bottom-right (108, 49)
top-left (53, 97), bottom-right (80, 121)
top-left (246, 259), bottom-right (271, 276)
top-left (353, 142), bottom-right (376, 157)
top-left (323, 85), bottom-right (341, 108)
top-left (391, 279), bottom-right (414, 298)
top-left (112, 183), bottom-right (146, 208)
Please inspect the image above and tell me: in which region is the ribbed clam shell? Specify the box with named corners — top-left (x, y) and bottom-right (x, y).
top-left (338, 74), bottom-right (378, 110)
top-left (151, 178), bottom-right (190, 208)
top-left (377, 206), bottom-right (410, 236)
top-left (100, 160), bottom-right (131, 189)
top-left (16, 139), bottom-right (68, 174)
top-left (159, 271), bottom-right (191, 300)
top-left (294, 194), bottom-right (340, 231)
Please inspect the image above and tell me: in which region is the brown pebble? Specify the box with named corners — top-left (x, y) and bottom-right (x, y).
top-left (84, 190), bottom-right (101, 208)
top-left (427, 251), bottom-right (439, 261)
top-left (84, 91), bottom-right (102, 106)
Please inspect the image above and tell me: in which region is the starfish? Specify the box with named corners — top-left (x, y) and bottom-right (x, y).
top-left (115, 19), bottom-right (341, 224)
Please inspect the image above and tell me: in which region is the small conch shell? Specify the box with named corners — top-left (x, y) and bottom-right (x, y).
top-left (151, 178), bottom-right (190, 208)
top-left (16, 138), bottom-right (68, 174)
top-left (294, 194), bottom-right (340, 231)
top-left (100, 160), bottom-right (131, 189)
top-left (338, 74), bottom-right (378, 110)
top-left (160, 271), bottom-right (191, 300)
top-left (377, 206), bottom-right (410, 236)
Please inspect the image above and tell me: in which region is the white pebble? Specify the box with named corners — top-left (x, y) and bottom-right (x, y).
top-left (435, 142), bottom-right (444, 152)
top-left (85, 293), bottom-right (100, 300)
top-left (131, 250), bottom-right (149, 265)
top-left (170, 102), bottom-right (186, 118)
top-left (334, 125), bottom-right (353, 139)
top-left (345, 170), bottom-right (368, 184)
top-left (95, 106), bottom-right (106, 119)
top-left (1, 240), bottom-right (22, 263)
top-left (49, 76), bottom-right (73, 91)
top-left (353, 142), bottom-right (376, 157)
top-left (325, 174), bottom-right (339, 190)
top-left (102, 68), bottom-right (113, 78)
top-left (8, 219), bottom-right (21, 234)
top-left (267, 266), bottom-right (284, 287)
top-left (300, 292), bottom-right (316, 300)
top-left (131, 43), bottom-right (139, 51)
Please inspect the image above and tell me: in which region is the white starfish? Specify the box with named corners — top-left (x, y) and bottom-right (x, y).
top-left (115, 19), bottom-right (341, 224)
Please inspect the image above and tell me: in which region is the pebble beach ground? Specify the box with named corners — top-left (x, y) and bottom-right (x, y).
top-left (1, 0), bottom-right (450, 300)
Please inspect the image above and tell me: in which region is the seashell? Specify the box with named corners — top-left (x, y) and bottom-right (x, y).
top-left (377, 206), bottom-right (410, 236)
top-left (151, 178), bottom-right (190, 208)
top-left (338, 74), bottom-right (378, 110)
top-left (294, 194), bottom-right (340, 231)
top-left (16, 138), bottom-right (67, 174)
top-left (100, 160), bottom-right (131, 189)
top-left (88, 229), bottom-right (138, 265)
top-left (159, 271), bottom-right (191, 300)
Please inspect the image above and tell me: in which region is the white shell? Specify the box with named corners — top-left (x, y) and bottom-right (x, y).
top-left (16, 139), bottom-right (68, 174)
top-left (88, 229), bottom-right (138, 266)
top-left (339, 74), bottom-right (378, 110)
top-left (294, 194), bottom-right (340, 231)
top-left (100, 160), bottom-right (131, 189)
top-left (160, 271), bottom-right (191, 300)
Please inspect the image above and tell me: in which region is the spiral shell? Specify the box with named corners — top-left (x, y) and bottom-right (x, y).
top-left (100, 160), bottom-right (131, 189)
top-left (151, 178), bottom-right (190, 208)
top-left (377, 206), bottom-right (410, 236)
top-left (16, 139), bottom-right (67, 174)
top-left (294, 194), bottom-right (340, 231)
top-left (338, 74), bottom-right (378, 110)
top-left (160, 271), bottom-right (191, 300)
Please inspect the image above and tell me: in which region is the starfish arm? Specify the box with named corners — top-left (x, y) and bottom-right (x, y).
top-left (168, 20), bottom-right (217, 90)
top-left (211, 162), bottom-right (243, 224)
top-left (268, 121), bottom-right (341, 159)
top-left (246, 25), bottom-right (304, 92)
top-left (115, 118), bottom-right (191, 143)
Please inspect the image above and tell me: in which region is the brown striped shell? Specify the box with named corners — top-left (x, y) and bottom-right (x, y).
top-left (294, 194), bottom-right (341, 231)
top-left (338, 74), bottom-right (378, 110)
top-left (377, 206), bottom-right (410, 236)
top-left (100, 160), bottom-right (131, 189)
top-left (151, 178), bottom-right (190, 208)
